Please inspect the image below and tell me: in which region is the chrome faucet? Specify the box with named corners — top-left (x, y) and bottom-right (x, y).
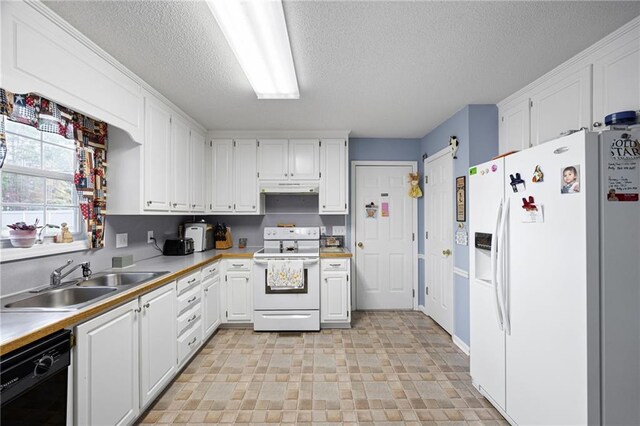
top-left (50, 259), bottom-right (92, 288)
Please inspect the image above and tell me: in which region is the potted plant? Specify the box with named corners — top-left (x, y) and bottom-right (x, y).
top-left (7, 219), bottom-right (39, 248)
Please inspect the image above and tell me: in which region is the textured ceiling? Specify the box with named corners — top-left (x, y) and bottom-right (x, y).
top-left (44, 1), bottom-right (639, 138)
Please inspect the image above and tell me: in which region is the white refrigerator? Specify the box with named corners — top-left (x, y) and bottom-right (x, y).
top-left (469, 129), bottom-right (640, 425)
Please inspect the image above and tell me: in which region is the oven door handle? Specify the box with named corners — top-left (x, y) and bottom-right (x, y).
top-left (253, 258), bottom-right (319, 266)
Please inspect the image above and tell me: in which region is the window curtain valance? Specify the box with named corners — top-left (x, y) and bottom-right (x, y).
top-left (0, 89), bottom-right (108, 248)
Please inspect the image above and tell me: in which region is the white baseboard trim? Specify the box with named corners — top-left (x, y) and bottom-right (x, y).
top-left (453, 267), bottom-right (469, 279)
top-left (452, 335), bottom-right (470, 355)
top-left (417, 305), bottom-right (428, 315)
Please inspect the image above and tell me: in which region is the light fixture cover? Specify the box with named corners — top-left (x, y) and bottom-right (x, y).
top-left (207, 0), bottom-right (300, 99)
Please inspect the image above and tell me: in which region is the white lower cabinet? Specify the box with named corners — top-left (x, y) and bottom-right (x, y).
top-left (139, 285), bottom-right (177, 408)
top-left (203, 273), bottom-right (222, 338)
top-left (176, 272), bottom-right (202, 368)
top-left (320, 259), bottom-right (351, 326)
top-left (225, 264), bottom-right (252, 323)
top-left (75, 299), bottom-right (140, 426)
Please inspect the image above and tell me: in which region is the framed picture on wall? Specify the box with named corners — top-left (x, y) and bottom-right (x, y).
top-left (456, 176), bottom-right (466, 222)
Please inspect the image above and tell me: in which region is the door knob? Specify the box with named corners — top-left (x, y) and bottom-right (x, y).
top-left (357, 242), bottom-right (364, 248)
top-left (442, 249), bottom-right (451, 256)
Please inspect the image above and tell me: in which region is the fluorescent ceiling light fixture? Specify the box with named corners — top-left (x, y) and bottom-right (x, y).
top-left (207, 0), bottom-right (300, 99)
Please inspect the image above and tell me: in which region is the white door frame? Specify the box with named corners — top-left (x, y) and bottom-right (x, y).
top-left (423, 146), bottom-right (455, 330)
top-left (350, 160), bottom-right (419, 311)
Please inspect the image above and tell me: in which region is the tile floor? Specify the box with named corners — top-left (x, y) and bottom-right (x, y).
top-left (138, 311), bottom-right (506, 425)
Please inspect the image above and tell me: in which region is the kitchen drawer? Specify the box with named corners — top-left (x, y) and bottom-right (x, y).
top-left (177, 271), bottom-right (201, 295)
top-left (321, 259), bottom-right (349, 271)
top-left (177, 302), bottom-right (201, 337)
top-left (225, 259), bottom-right (251, 271)
top-left (177, 285), bottom-right (201, 316)
top-left (177, 320), bottom-right (202, 366)
top-left (202, 261), bottom-right (220, 280)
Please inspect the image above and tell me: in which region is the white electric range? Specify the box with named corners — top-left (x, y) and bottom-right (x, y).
top-left (252, 227), bottom-right (320, 331)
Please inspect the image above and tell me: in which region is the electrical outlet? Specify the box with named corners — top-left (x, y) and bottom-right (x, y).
top-left (116, 233), bottom-right (128, 248)
top-left (320, 226), bottom-right (327, 236)
top-left (147, 230), bottom-right (154, 244)
top-left (332, 226), bottom-right (346, 236)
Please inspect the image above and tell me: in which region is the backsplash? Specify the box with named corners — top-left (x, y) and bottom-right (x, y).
top-left (0, 203), bottom-right (346, 296)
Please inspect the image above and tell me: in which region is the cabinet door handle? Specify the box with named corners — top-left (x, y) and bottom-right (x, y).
top-left (146, 201), bottom-right (152, 206)
top-left (173, 203), bottom-right (177, 207)
top-left (204, 287), bottom-right (209, 293)
top-left (188, 314), bottom-right (197, 323)
top-left (330, 263), bottom-right (341, 267)
top-left (143, 303), bottom-right (150, 308)
top-left (187, 296), bottom-right (197, 303)
top-left (134, 307), bottom-right (142, 313)
top-left (290, 173), bottom-right (294, 177)
top-left (188, 337), bottom-right (197, 346)
top-left (188, 278), bottom-right (196, 284)
top-left (284, 173), bottom-right (288, 177)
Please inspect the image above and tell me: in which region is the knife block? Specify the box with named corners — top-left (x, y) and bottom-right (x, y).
top-left (215, 227), bottom-right (233, 250)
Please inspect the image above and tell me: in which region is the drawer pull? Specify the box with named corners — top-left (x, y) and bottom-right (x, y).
top-left (188, 337), bottom-right (197, 346)
top-left (231, 264), bottom-right (243, 267)
top-left (188, 314), bottom-right (197, 323)
top-left (329, 263), bottom-right (341, 267)
top-left (143, 303), bottom-right (150, 308)
top-left (187, 296), bottom-right (197, 304)
top-left (187, 278), bottom-right (197, 284)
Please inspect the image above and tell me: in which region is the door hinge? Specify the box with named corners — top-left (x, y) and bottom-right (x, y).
top-left (69, 333), bottom-right (76, 348)
top-left (345, 203), bottom-right (347, 209)
top-left (530, 100), bottom-right (533, 108)
top-left (412, 233), bottom-right (415, 241)
top-left (225, 275), bottom-right (227, 282)
top-left (346, 275), bottom-right (349, 282)
top-left (319, 141), bottom-right (321, 147)
top-left (169, 116), bottom-right (172, 124)
top-left (210, 141), bottom-right (212, 147)
top-left (413, 289), bottom-right (415, 298)
top-left (257, 172), bottom-right (260, 178)
top-left (426, 286), bottom-right (429, 295)
top-left (344, 140), bottom-right (347, 146)
top-left (501, 116), bottom-right (504, 122)
top-left (225, 311), bottom-right (228, 318)
top-left (347, 311), bottom-right (349, 318)
top-left (425, 176), bottom-right (428, 184)
top-left (425, 231), bottom-right (429, 239)
top-left (233, 140), bottom-right (236, 147)
top-left (257, 140), bottom-right (260, 147)
top-left (319, 172), bottom-right (321, 178)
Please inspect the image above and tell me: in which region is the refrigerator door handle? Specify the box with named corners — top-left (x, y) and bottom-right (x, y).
top-left (491, 199), bottom-right (505, 331)
top-left (499, 197), bottom-right (511, 335)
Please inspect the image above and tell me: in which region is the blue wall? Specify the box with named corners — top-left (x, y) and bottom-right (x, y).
top-left (417, 105), bottom-right (498, 346)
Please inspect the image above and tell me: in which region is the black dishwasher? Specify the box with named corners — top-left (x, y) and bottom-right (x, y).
top-left (1, 329), bottom-right (71, 425)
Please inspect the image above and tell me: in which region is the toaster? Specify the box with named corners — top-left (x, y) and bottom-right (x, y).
top-left (162, 238), bottom-right (195, 256)
top-left (184, 222), bottom-right (215, 252)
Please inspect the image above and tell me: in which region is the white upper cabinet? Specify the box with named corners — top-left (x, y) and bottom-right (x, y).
top-left (498, 17), bottom-right (639, 151)
top-left (190, 130), bottom-right (206, 212)
top-left (289, 139), bottom-right (321, 180)
top-left (170, 115), bottom-right (191, 212)
top-left (234, 139), bottom-right (259, 212)
top-left (210, 140), bottom-right (234, 213)
top-left (144, 96), bottom-right (172, 211)
top-left (320, 139), bottom-right (348, 214)
top-left (592, 29), bottom-right (640, 127)
top-left (258, 139), bottom-right (320, 181)
top-left (258, 139), bottom-right (289, 180)
top-left (530, 66), bottom-right (592, 146)
top-left (499, 99), bottom-right (531, 153)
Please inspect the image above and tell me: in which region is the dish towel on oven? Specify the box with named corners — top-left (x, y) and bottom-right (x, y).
top-left (267, 259), bottom-right (304, 289)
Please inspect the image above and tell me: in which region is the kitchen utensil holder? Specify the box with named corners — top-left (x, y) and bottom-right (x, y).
top-left (216, 227), bottom-right (233, 250)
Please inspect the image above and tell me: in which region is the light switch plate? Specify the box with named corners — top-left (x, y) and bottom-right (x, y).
top-left (332, 226), bottom-right (346, 236)
top-left (116, 233), bottom-right (128, 248)
top-left (147, 230), bottom-right (154, 244)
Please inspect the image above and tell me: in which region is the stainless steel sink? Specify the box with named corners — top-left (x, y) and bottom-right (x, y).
top-left (3, 287), bottom-right (117, 311)
top-left (75, 272), bottom-right (167, 288)
top-left (1, 271), bottom-right (169, 312)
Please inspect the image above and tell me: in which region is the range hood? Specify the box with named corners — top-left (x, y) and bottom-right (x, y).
top-left (259, 182), bottom-right (319, 195)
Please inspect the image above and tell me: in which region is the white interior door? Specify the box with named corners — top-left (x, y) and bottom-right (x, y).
top-left (354, 164), bottom-right (415, 310)
top-left (424, 150), bottom-right (454, 334)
